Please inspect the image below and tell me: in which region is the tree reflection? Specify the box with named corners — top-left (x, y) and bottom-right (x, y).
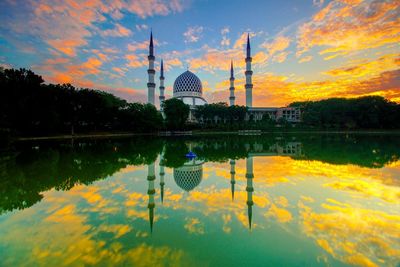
top-left (1, 134), bottom-right (399, 214)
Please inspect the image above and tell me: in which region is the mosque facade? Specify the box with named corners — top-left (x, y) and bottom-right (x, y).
top-left (146, 31), bottom-right (301, 123)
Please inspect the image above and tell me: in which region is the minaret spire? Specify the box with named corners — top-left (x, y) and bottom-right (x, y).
top-left (245, 156), bottom-right (254, 230)
top-left (229, 60), bottom-right (235, 106)
top-left (159, 59), bottom-right (165, 111)
top-left (246, 33), bottom-right (251, 58)
top-left (149, 30), bottom-right (154, 56)
top-left (147, 30), bottom-right (156, 105)
top-left (245, 33), bottom-right (253, 108)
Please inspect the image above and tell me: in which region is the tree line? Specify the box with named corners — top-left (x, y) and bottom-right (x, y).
top-left (1, 67), bottom-right (399, 137)
top-left (0, 68), bottom-right (163, 136)
top-left (290, 96), bottom-right (400, 129)
top-left (192, 97), bottom-right (400, 130)
top-left (2, 133), bottom-right (399, 214)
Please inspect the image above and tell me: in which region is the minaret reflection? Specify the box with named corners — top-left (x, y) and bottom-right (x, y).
top-left (245, 156), bottom-right (254, 230)
top-left (230, 159), bottom-right (236, 201)
top-left (147, 162), bottom-right (156, 233)
top-left (159, 153), bottom-right (165, 204)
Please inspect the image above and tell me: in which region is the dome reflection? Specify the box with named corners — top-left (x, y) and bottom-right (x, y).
top-left (173, 158), bottom-right (204, 192)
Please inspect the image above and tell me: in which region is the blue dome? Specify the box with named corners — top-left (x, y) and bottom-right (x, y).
top-left (173, 71), bottom-right (203, 96)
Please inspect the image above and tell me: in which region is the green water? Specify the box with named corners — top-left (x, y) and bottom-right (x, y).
top-left (0, 134), bottom-right (399, 267)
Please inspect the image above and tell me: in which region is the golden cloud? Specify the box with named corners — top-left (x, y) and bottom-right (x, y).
top-left (323, 54), bottom-right (399, 78)
top-left (298, 55), bottom-right (313, 63)
top-left (261, 35), bottom-right (291, 57)
top-left (222, 67), bottom-right (400, 107)
top-left (297, 0), bottom-right (400, 59)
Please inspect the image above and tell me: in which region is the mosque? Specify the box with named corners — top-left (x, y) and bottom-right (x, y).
top-left (144, 141), bottom-right (303, 232)
top-left (145, 31), bottom-right (301, 123)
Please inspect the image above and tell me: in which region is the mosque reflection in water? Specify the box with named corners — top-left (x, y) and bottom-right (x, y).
top-left (1, 134), bottom-right (400, 267)
top-left (144, 141), bottom-right (302, 232)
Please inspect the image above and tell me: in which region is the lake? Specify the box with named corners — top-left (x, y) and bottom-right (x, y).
top-left (0, 134), bottom-right (399, 266)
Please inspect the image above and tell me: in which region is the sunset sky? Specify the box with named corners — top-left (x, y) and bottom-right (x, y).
top-left (0, 0), bottom-right (399, 107)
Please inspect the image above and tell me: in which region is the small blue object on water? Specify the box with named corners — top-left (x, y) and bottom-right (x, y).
top-left (185, 151), bottom-right (197, 158)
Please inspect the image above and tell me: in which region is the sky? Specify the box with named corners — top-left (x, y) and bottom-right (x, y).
top-left (0, 0), bottom-right (399, 107)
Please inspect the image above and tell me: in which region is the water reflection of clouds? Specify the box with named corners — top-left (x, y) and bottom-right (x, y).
top-left (1, 146), bottom-right (399, 266)
top-left (0, 184), bottom-right (189, 266)
top-left (299, 199), bottom-right (400, 267)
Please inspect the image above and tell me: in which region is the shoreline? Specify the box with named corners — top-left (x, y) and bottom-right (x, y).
top-left (13, 129), bottom-right (400, 141)
top-left (16, 132), bottom-right (144, 141)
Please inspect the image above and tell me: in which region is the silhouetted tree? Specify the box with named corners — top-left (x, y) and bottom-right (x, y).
top-left (290, 96), bottom-right (400, 129)
top-left (0, 68), bottom-right (163, 135)
top-left (194, 103), bottom-right (247, 129)
top-left (162, 98), bottom-right (189, 130)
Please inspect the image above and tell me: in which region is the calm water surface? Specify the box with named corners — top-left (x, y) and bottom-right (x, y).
top-left (0, 134), bottom-right (399, 266)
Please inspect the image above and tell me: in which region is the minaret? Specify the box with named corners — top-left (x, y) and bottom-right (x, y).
top-left (245, 156), bottom-right (254, 229)
top-left (147, 30), bottom-right (156, 105)
top-left (245, 33), bottom-right (253, 107)
top-left (159, 153), bottom-right (165, 204)
top-left (229, 61), bottom-right (235, 106)
top-left (147, 162), bottom-right (156, 233)
top-left (230, 159), bottom-right (236, 200)
top-left (159, 59), bottom-right (165, 111)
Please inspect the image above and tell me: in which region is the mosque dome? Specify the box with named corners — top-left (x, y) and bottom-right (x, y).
top-left (173, 159), bottom-right (203, 191)
top-left (173, 70), bottom-right (203, 97)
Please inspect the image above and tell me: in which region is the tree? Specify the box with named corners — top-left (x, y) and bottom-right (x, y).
top-left (291, 96), bottom-right (400, 129)
top-left (0, 68), bottom-right (44, 133)
top-left (162, 98), bottom-right (189, 130)
top-left (194, 103), bottom-right (247, 129)
top-left (0, 67), bottom-right (165, 135)
top-left (140, 103), bottom-right (164, 131)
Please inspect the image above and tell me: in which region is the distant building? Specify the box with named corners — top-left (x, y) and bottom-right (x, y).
top-left (145, 31), bottom-right (301, 123)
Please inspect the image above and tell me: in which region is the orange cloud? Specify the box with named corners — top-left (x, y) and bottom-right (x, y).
top-left (323, 54), bottom-right (399, 78)
top-left (298, 55), bottom-right (313, 63)
top-left (52, 73), bottom-right (73, 84)
top-left (126, 0), bottom-right (186, 18)
top-left (47, 39), bottom-right (88, 57)
top-left (210, 65), bottom-right (400, 106)
top-left (126, 54), bottom-right (147, 68)
top-left (127, 41), bottom-right (148, 52)
top-left (112, 67), bottom-right (127, 76)
top-left (189, 47), bottom-right (243, 72)
top-left (233, 32), bottom-right (257, 49)
top-left (101, 23), bottom-right (132, 37)
top-left (297, 0), bottom-right (400, 59)
top-left (262, 35), bottom-right (291, 57)
top-left (189, 44), bottom-right (268, 74)
top-left (81, 57), bottom-right (102, 74)
top-left (166, 58), bottom-right (182, 67)
top-left (28, 0), bottom-right (105, 57)
top-left (6, 0), bottom-right (187, 59)
top-left (272, 51), bottom-right (290, 63)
